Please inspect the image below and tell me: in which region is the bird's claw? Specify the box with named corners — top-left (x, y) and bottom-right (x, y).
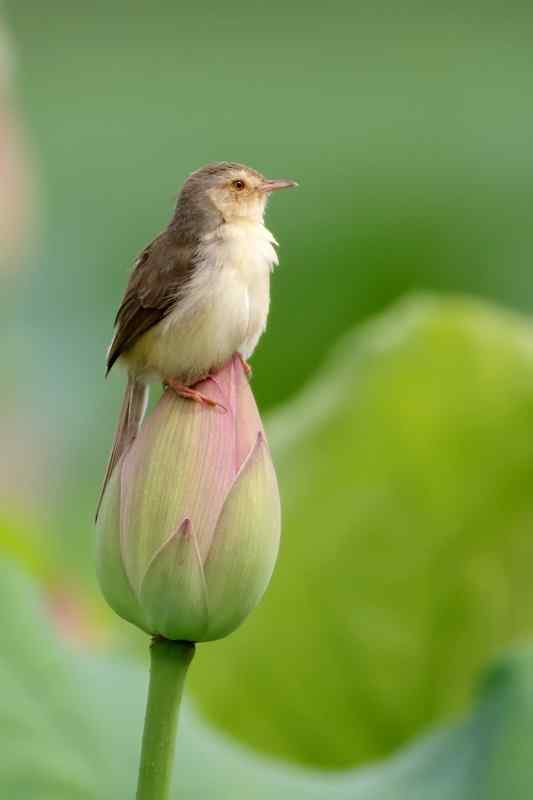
top-left (237, 353), bottom-right (252, 377)
top-left (164, 378), bottom-right (226, 413)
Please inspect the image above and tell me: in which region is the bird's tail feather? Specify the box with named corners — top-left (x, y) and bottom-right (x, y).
top-left (95, 376), bottom-right (148, 521)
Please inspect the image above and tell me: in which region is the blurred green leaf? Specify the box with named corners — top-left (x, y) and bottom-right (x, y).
top-left (0, 511), bottom-right (53, 579)
top-left (2, 556), bottom-right (533, 798)
top-left (191, 296), bottom-right (533, 768)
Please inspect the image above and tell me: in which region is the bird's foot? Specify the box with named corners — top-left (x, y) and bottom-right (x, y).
top-left (237, 353), bottom-right (252, 378)
top-left (164, 378), bottom-right (226, 412)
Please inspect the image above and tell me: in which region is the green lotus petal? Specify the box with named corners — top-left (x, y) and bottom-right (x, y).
top-left (139, 518), bottom-right (208, 641)
top-left (202, 433), bottom-right (281, 642)
top-left (95, 464), bottom-right (149, 633)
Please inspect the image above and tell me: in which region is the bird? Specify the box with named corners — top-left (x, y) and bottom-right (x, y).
top-left (96, 161), bottom-right (297, 519)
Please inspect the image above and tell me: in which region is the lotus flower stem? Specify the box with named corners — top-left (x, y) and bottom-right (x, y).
top-left (136, 637), bottom-right (195, 800)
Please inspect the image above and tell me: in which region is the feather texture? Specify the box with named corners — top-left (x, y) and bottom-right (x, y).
top-left (95, 376), bottom-right (148, 521)
top-left (106, 233), bottom-right (196, 375)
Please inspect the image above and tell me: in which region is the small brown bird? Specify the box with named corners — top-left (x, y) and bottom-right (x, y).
top-left (96, 161), bottom-right (297, 518)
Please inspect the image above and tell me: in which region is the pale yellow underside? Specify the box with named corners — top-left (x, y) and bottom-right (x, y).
top-left (118, 221), bottom-right (278, 384)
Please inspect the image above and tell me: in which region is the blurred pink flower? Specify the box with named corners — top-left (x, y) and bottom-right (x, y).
top-left (0, 24), bottom-right (32, 274)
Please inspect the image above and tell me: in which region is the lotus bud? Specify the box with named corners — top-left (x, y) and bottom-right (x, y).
top-left (96, 355), bottom-right (281, 642)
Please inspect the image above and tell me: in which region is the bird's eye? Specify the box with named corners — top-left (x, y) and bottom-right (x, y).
top-left (232, 179), bottom-right (245, 190)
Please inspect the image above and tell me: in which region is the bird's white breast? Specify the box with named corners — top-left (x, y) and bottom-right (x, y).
top-left (133, 222), bottom-right (278, 383)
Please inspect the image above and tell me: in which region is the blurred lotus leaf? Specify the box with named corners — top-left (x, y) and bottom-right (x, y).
top-left (3, 546), bottom-right (533, 798)
top-left (190, 296), bottom-right (533, 769)
top-left (0, 511), bottom-right (51, 578)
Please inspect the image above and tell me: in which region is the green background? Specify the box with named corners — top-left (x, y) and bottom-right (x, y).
top-left (3, 1), bottom-right (533, 796)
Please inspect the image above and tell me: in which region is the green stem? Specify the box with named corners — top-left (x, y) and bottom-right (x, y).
top-left (136, 637), bottom-right (195, 800)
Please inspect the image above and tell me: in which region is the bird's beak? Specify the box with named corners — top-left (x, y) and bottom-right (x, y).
top-left (260, 178), bottom-right (298, 193)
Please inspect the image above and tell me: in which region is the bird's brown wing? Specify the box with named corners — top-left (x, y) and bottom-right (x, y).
top-left (106, 232), bottom-right (195, 375)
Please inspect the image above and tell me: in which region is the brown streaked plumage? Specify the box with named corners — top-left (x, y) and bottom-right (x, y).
top-left (106, 235), bottom-right (195, 375)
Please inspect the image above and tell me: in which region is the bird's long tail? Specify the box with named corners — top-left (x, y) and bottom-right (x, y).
top-left (95, 376), bottom-right (148, 521)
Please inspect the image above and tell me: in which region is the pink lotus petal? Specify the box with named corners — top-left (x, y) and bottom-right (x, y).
top-left (97, 355), bottom-right (280, 642)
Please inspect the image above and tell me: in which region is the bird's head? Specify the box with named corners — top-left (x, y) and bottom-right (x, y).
top-left (173, 162), bottom-right (297, 235)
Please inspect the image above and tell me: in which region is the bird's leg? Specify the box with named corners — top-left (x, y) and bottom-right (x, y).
top-left (237, 353), bottom-right (252, 377)
top-left (164, 377), bottom-right (225, 411)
